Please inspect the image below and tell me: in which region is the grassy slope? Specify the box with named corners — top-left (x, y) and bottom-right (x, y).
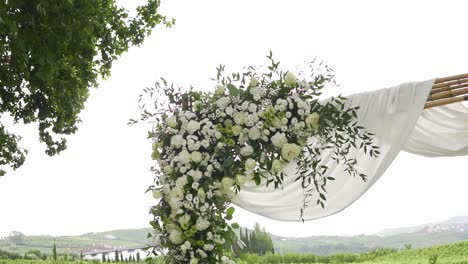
top-left (362, 241), bottom-right (468, 264)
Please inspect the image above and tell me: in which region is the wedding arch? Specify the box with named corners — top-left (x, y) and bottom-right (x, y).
top-left (133, 55), bottom-right (468, 264)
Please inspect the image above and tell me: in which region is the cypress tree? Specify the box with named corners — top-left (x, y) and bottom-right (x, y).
top-left (102, 253), bottom-right (106, 263)
top-left (52, 243), bottom-right (57, 261)
top-left (80, 251), bottom-right (83, 260)
top-left (136, 252), bottom-right (140, 262)
top-left (115, 250), bottom-right (119, 262)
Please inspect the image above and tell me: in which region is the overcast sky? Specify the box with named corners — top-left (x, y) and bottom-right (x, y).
top-left (1, 0), bottom-right (468, 238)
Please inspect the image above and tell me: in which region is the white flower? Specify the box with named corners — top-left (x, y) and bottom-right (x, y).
top-left (245, 158), bottom-right (256, 171)
top-left (169, 229), bottom-right (183, 244)
top-left (221, 256), bottom-right (229, 263)
top-left (163, 165), bottom-right (173, 174)
top-left (281, 143), bottom-right (302, 161)
top-left (197, 188), bottom-right (206, 200)
top-left (221, 177), bottom-right (234, 190)
top-left (215, 97), bottom-right (230, 109)
top-left (152, 189), bottom-right (162, 199)
top-left (248, 103), bottom-right (257, 113)
top-left (236, 174), bottom-right (249, 185)
top-left (196, 217), bottom-right (211, 231)
top-left (178, 150), bottom-right (192, 165)
top-left (190, 151), bottom-right (203, 163)
top-left (192, 182), bottom-right (199, 189)
top-left (284, 71), bottom-right (297, 85)
top-left (271, 132), bottom-right (288, 148)
top-left (249, 78), bottom-right (258, 87)
top-left (240, 145), bottom-right (254, 156)
top-left (215, 85), bottom-right (225, 94)
top-left (233, 112), bottom-right (245, 125)
top-left (248, 127), bottom-right (261, 140)
top-left (190, 258), bottom-right (198, 264)
top-left (305, 112), bottom-right (320, 130)
top-left (170, 134), bottom-right (185, 148)
top-left (244, 114), bottom-right (256, 127)
top-left (271, 159), bottom-right (283, 173)
top-left (178, 213), bottom-right (191, 230)
top-left (232, 125), bottom-right (242, 136)
top-left (176, 175), bottom-right (188, 187)
top-left (186, 120), bottom-right (200, 134)
top-left (203, 244), bottom-right (214, 251)
top-left (225, 106), bottom-right (233, 116)
top-left (166, 116), bottom-right (177, 128)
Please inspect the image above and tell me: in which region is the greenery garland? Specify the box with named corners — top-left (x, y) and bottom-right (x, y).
top-left (132, 53), bottom-right (379, 263)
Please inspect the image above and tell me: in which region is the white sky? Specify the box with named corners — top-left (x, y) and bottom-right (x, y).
top-left (1, 0), bottom-right (468, 238)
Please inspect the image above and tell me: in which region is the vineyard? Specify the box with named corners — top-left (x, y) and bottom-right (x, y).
top-left (1, 241), bottom-right (468, 263)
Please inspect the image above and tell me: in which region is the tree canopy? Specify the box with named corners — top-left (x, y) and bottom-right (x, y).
top-left (0, 0), bottom-right (173, 176)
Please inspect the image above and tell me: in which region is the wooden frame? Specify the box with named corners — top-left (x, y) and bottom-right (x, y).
top-left (425, 73), bottom-right (468, 109)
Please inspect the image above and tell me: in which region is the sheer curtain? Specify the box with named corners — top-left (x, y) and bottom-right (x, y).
top-left (232, 79), bottom-right (468, 221)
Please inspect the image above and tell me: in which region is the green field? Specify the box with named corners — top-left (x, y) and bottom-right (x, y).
top-left (2, 241), bottom-right (468, 263)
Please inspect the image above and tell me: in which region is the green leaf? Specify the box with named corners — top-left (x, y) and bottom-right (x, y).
top-left (227, 84), bottom-right (239, 96)
top-left (231, 223), bottom-right (240, 229)
top-left (223, 157), bottom-right (234, 169)
top-left (226, 207), bottom-right (235, 216)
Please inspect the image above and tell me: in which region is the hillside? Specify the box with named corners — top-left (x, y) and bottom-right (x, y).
top-left (1, 216), bottom-right (468, 256)
top-left (274, 216), bottom-right (468, 255)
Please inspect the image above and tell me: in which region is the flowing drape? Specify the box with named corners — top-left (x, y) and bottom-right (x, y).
top-left (232, 79), bottom-right (468, 221)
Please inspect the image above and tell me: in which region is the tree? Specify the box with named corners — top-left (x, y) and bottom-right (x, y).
top-left (0, 0), bottom-right (174, 176)
top-left (234, 223), bottom-right (275, 256)
top-left (6, 231), bottom-right (25, 245)
top-left (136, 251), bottom-right (140, 262)
top-left (52, 243), bottom-right (57, 261)
top-left (115, 250), bottom-right (119, 262)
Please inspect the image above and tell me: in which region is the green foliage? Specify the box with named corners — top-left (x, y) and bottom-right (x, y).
top-left (234, 223), bottom-right (275, 256)
top-left (52, 243), bottom-right (56, 261)
top-left (0, 0), bottom-right (173, 176)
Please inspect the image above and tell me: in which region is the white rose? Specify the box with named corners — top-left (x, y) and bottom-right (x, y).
top-left (216, 85), bottom-right (225, 94)
top-left (245, 158), bottom-right (256, 171)
top-left (169, 229), bottom-right (183, 244)
top-left (236, 174), bottom-right (249, 185)
top-left (305, 112), bottom-right (320, 130)
top-left (186, 120), bottom-right (200, 134)
top-left (271, 159), bottom-right (283, 173)
top-left (240, 145), bottom-right (254, 156)
top-left (170, 134), bottom-right (185, 148)
top-left (248, 127), bottom-right (261, 140)
top-left (178, 150), bottom-right (192, 165)
top-left (284, 71), bottom-right (297, 86)
top-left (221, 177), bottom-right (234, 190)
top-left (215, 97), bottom-right (230, 109)
top-left (281, 143), bottom-right (302, 161)
top-left (190, 151), bottom-right (202, 163)
top-left (271, 132), bottom-right (288, 148)
top-left (152, 189), bottom-right (162, 199)
top-left (166, 116), bottom-right (177, 128)
top-left (196, 217), bottom-right (211, 231)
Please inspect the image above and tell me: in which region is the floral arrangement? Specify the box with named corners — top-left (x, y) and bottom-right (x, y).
top-left (131, 53), bottom-right (379, 264)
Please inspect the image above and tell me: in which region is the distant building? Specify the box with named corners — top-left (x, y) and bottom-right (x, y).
top-left (82, 246), bottom-right (146, 261)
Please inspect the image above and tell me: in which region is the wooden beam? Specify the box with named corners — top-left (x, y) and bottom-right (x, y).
top-left (425, 95), bottom-right (468, 109)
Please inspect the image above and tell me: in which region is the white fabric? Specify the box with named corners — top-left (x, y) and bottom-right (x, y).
top-left (232, 79), bottom-right (468, 221)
